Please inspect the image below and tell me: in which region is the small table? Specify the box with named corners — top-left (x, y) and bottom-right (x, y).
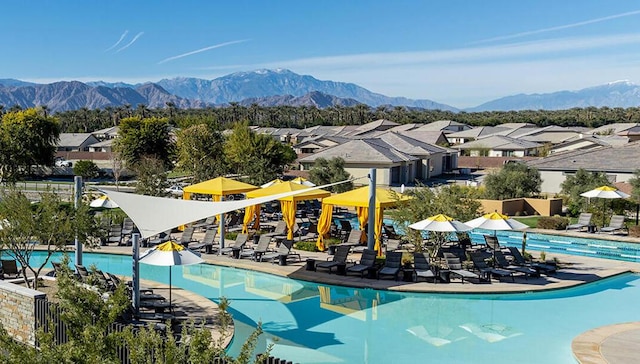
top-left (366, 266), bottom-right (379, 279)
top-left (278, 255), bottom-right (288, 266)
top-left (587, 224), bottom-right (597, 233)
top-left (335, 263), bottom-right (347, 275)
top-left (402, 268), bottom-right (414, 282)
top-left (438, 269), bottom-right (451, 283)
top-left (306, 259), bottom-right (316, 271)
top-left (231, 247), bottom-right (242, 259)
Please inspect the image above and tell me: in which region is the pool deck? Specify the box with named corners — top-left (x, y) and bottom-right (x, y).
top-left (85, 228), bottom-right (640, 363)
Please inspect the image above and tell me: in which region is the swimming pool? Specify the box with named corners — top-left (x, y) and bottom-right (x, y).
top-left (28, 251), bottom-right (640, 364)
top-left (469, 229), bottom-right (640, 263)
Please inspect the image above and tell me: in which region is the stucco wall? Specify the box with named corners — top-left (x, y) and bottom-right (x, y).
top-left (0, 281), bottom-right (45, 345)
top-left (479, 198), bottom-right (563, 216)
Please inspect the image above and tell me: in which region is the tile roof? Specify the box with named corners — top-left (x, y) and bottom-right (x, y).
top-left (454, 135), bottom-right (542, 150)
top-left (527, 141), bottom-right (640, 173)
top-left (298, 139), bottom-right (418, 164)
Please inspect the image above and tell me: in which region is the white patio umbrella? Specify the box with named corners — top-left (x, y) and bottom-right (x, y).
top-left (580, 186), bottom-right (630, 226)
top-left (139, 240), bottom-right (204, 309)
top-left (464, 212), bottom-right (529, 232)
top-left (409, 214), bottom-right (473, 232)
top-left (90, 195), bottom-right (119, 208)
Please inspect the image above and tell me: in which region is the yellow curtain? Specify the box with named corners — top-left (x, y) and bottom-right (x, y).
top-left (242, 204), bottom-right (259, 234)
top-left (182, 191), bottom-right (191, 200)
top-left (280, 200), bottom-right (296, 240)
top-left (374, 207), bottom-right (384, 256)
top-left (356, 206), bottom-right (368, 243)
top-left (315, 205), bottom-right (333, 251)
top-left (253, 205), bottom-right (261, 230)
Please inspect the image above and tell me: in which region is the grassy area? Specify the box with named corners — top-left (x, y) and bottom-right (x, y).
top-left (512, 216), bottom-right (542, 228)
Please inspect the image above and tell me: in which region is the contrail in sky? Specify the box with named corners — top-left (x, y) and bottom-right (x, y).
top-left (105, 30), bottom-right (128, 52)
top-left (158, 39), bottom-right (249, 64)
top-left (116, 32), bottom-right (144, 52)
top-left (473, 9), bottom-right (640, 44)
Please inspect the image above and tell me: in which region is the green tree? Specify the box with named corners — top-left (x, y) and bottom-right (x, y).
top-left (388, 184), bottom-right (483, 257)
top-left (114, 116), bottom-right (175, 170)
top-left (560, 168), bottom-right (611, 217)
top-left (629, 169), bottom-right (640, 205)
top-left (225, 122), bottom-right (297, 185)
top-left (176, 124), bottom-right (227, 183)
top-left (308, 157), bottom-right (353, 193)
top-left (0, 189), bottom-right (98, 289)
top-left (73, 160), bottom-right (101, 182)
top-left (0, 108), bottom-right (60, 183)
top-left (134, 156), bottom-right (168, 196)
top-left (483, 163), bottom-right (541, 200)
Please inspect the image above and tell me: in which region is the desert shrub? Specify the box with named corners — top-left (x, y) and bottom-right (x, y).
top-left (537, 216), bottom-right (569, 230)
top-left (294, 240), bottom-right (318, 252)
top-left (629, 225), bottom-right (640, 237)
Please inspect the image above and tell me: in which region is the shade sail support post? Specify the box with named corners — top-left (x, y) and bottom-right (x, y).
top-left (219, 196), bottom-right (225, 255)
top-left (74, 176), bottom-right (83, 269)
top-left (367, 169), bottom-right (376, 251)
top-left (132, 233), bottom-right (140, 316)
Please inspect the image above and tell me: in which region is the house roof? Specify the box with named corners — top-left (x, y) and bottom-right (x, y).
top-left (589, 123), bottom-right (640, 135)
top-left (345, 119), bottom-right (400, 136)
top-left (454, 135), bottom-right (542, 150)
top-left (58, 133), bottom-right (97, 147)
top-left (414, 120), bottom-right (469, 131)
top-left (298, 139), bottom-right (418, 165)
top-left (89, 139), bottom-right (114, 147)
top-left (374, 132), bottom-right (452, 155)
top-left (395, 130), bottom-right (447, 145)
top-left (447, 126), bottom-right (510, 139)
top-left (527, 140), bottom-right (640, 173)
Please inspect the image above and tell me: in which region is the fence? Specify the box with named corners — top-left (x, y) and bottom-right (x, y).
top-left (34, 298), bottom-right (297, 364)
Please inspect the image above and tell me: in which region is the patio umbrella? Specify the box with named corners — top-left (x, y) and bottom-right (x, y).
top-left (464, 212), bottom-right (528, 232)
top-left (580, 186), bottom-right (630, 227)
top-left (408, 214), bottom-right (473, 232)
top-left (139, 240), bottom-right (204, 309)
top-left (89, 195), bottom-right (119, 208)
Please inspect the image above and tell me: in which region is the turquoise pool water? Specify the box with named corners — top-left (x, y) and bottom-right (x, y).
top-left (28, 251), bottom-right (640, 364)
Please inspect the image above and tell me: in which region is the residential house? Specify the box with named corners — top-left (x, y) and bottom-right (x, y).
top-left (446, 126), bottom-right (512, 145)
top-left (549, 135), bottom-right (629, 155)
top-left (57, 133), bottom-right (100, 152)
top-left (454, 135), bottom-right (542, 157)
top-left (413, 120), bottom-right (472, 134)
top-left (527, 141), bottom-right (640, 194)
top-left (92, 126), bottom-right (119, 140)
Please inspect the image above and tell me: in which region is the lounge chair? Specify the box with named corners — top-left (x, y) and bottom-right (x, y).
top-left (493, 250), bottom-right (538, 279)
top-left (443, 253), bottom-right (479, 284)
top-left (378, 251), bottom-right (402, 280)
top-left (316, 245), bottom-right (351, 273)
top-left (506, 246), bottom-right (556, 274)
top-left (483, 235), bottom-right (501, 252)
top-left (220, 233), bottom-right (249, 255)
top-left (459, 322), bottom-right (522, 343)
top-left (566, 213), bottom-right (592, 231)
top-left (341, 229), bottom-right (363, 247)
top-left (346, 249), bottom-right (377, 278)
top-left (469, 252), bottom-right (514, 282)
top-left (148, 229), bottom-right (173, 247)
top-left (122, 217), bottom-right (135, 237)
top-left (190, 229), bottom-right (218, 254)
top-left (75, 264), bottom-right (91, 282)
top-left (192, 216), bottom-right (216, 232)
top-left (413, 252), bottom-right (436, 282)
top-left (240, 234), bottom-right (273, 260)
top-left (600, 215), bottom-right (628, 235)
top-left (263, 221), bottom-right (287, 238)
top-left (178, 226), bottom-right (197, 248)
top-left (106, 224), bottom-right (123, 246)
top-left (1, 259), bottom-right (21, 279)
top-left (407, 325), bottom-right (463, 347)
top-left (260, 239), bottom-right (301, 263)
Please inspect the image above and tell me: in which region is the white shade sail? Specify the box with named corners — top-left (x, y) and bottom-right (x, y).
top-left (100, 179), bottom-right (350, 239)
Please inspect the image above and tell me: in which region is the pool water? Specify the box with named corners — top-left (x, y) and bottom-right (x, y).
top-left (28, 251), bottom-right (640, 364)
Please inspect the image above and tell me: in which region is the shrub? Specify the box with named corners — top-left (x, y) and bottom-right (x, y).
top-left (537, 216), bottom-right (569, 230)
top-left (294, 240), bottom-right (318, 252)
top-left (629, 225), bottom-right (640, 237)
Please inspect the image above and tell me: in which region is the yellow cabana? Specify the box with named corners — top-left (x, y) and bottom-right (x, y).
top-left (316, 186), bottom-right (410, 254)
top-left (182, 177), bottom-right (258, 236)
top-left (245, 181), bottom-right (331, 239)
top-left (260, 178), bottom-right (285, 188)
top-left (291, 176), bottom-right (316, 186)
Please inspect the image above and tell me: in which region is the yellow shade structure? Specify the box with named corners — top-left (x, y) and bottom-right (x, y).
top-left (245, 181), bottom-right (331, 239)
top-left (182, 177), bottom-right (258, 240)
top-left (316, 186), bottom-right (410, 254)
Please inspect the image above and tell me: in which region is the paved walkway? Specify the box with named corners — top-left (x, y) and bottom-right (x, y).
top-left (85, 229), bottom-right (640, 361)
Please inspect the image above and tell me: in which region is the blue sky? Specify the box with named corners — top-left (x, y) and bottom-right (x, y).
top-left (2, 0), bottom-right (640, 107)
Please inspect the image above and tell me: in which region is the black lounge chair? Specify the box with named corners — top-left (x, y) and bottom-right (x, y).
top-left (413, 252), bottom-right (436, 282)
top-left (493, 250), bottom-right (538, 279)
top-left (506, 247), bottom-right (556, 274)
top-left (378, 251), bottom-right (402, 280)
top-left (346, 249), bottom-right (377, 278)
top-left (600, 215), bottom-right (627, 235)
top-left (469, 252), bottom-right (514, 282)
top-left (566, 213), bottom-right (592, 231)
top-left (1, 259), bottom-right (21, 279)
top-left (316, 245), bottom-right (351, 274)
top-left (443, 253), bottom-right (479, 284)
top-left (106, 224), bottom-right (123, 246)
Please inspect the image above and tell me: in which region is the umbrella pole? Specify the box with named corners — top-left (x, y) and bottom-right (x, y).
top-left (169, 266), bottom-right (172, 312)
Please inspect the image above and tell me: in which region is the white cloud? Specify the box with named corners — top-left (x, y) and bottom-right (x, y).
top-left (158, 40), bottom-right (249, 64)
top-left (116, 32), bottom-right (144, 53)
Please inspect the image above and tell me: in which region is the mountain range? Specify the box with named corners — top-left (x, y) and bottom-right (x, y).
top-left (0, 70), bottom-right (639, 112)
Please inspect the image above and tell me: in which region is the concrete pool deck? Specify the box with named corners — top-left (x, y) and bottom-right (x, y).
top-left (86, 229), bottom-right (640, 364)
